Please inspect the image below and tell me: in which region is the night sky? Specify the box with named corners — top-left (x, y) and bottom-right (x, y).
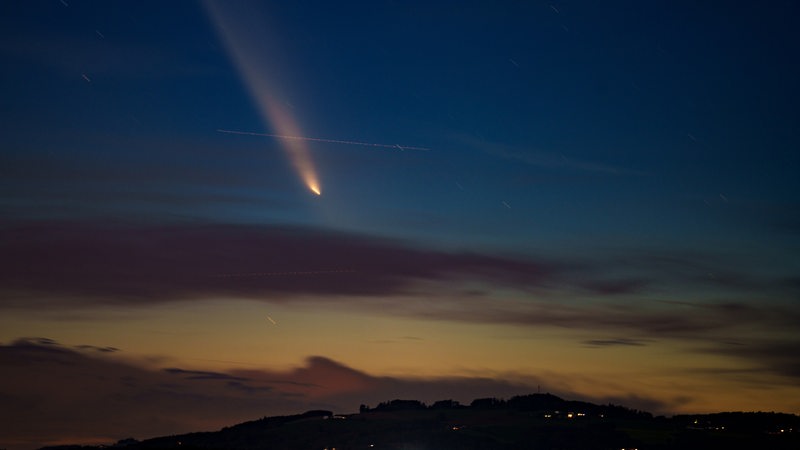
top-left (2, 1), bottom-right (799, 448)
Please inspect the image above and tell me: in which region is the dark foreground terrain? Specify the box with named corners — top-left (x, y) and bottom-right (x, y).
top-left (41, 394), bottom-right (800, 450)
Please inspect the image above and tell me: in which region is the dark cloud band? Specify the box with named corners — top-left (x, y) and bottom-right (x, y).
top-left (0, 221), bottom-right (557, 303)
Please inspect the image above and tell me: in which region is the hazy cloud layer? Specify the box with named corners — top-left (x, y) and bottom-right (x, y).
top-left (582, 338), bottom-right (651, 348)
top-left (0, 221), bottom-right (561, 304)
top-left (4, 221), bottom-right (794, 305)
top-left (695, 339), bottom-right (800, 380)
top-left (2, 221), bottom-right (798, 342)
top-left (0, 338), bottom-right (675, 450)
top-left (389, 295), bottom-right (800, 341)
top-left (451, 133), bottom-right (648, 177)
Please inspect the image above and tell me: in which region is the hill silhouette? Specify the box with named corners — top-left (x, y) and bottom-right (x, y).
top-left (39, 393), bottom-right (799, 450)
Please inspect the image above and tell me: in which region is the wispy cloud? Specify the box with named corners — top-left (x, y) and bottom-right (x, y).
top-left (0, 339), bottom-right (308, 450)
top-left (397, 296), bottom-right (790, 337)
top-left (2, 221), bottom-right (798, 342)
top-left (582, 338), bottom-right (652, 348)
top-left (75, 344), bottom-right (119, 353)
top-left (0, 221), bottom-right (561, 304)
top-left (695, 339), bottom-right (800, 381)
top-left (163, 368), bottom-right (249, 382)
top-left (452, 134), bottom-right (648, 176)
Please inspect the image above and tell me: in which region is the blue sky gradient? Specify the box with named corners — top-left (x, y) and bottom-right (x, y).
top-left (1, 1), bottom-right (799, 448)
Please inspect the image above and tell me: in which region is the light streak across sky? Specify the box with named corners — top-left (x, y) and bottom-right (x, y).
top-left (217, 129), bottom-right (430, 151)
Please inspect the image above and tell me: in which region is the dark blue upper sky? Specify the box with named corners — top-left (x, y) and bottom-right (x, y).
top-left (2, 0), bottom-right (799, 265)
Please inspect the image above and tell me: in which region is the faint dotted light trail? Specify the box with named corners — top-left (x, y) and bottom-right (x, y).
top-left (217, 129), bottom-right (430, 152)
top-left (213, 269), bottom-right (357, 278)
top-left (81, 74), bottom-right (91, 82)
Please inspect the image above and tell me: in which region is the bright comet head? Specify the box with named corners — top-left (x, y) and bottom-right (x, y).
top-left (310, 184), bottom-right (321, 196)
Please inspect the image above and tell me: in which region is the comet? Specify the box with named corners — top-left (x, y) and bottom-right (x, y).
top-left (204, 2), bottom-right (322, 196)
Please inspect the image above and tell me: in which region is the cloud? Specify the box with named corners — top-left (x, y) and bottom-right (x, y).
top-left (696, 339), bottom-right (800, 380)
top-left (579, 279), bottom-right (650, 295)
top-left (603, 250), bottom-right (799, 294)
top-left (0, 339), bottom-right (675, 450)
top-left (2, 221), bottom-right (798, 343)
top-left (0, 221), bottom-right (560, 305)
top-left (392, 294), bottom-right (800, 340)
top-left (75, 344), bottom-right (120, 353)
top-left (452, 133), bottom-right (648, 177)
top-left (0, 339), bottom-right (310, 450)
top-left (582, 338), bottom-right (651, 348)
top-left (4, 222), bottom-right (780, 310)
top-left (16, 336), bottom-right (59, 346)
top-left (162, 368), bottom-right (249, 382)
top-left (0, 132), bottom-right (296, 222)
